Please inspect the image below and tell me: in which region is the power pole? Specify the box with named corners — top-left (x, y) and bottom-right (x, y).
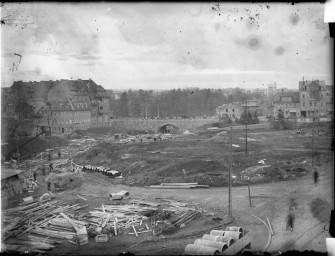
top-left (15, 132), bottom-right (20, 168)
top-left (228, 124), bottom-right (233, 219)
top-left (245, 100), bottom-right (248, 154)
top-left (247, 177), bottom-right (252, 207)
top-left (312, 115), bottom-right (314, 167)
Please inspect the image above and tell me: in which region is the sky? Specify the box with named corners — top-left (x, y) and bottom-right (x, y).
top-left (0, 2), bottom-right (333, 90)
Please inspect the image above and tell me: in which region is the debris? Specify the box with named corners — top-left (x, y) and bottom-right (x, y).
top-left (257, 159), bottom-right (266, 164)
top-left (232, 144), bottom-right (240, 148)
top-left (77, 195), bottom-right (87, 201)
top-left (95, 234), bottom-right (108, 243)
top-left (146, 183), bottom-right (209, 189)
top-left (132, 225), bottom-right (138, 237)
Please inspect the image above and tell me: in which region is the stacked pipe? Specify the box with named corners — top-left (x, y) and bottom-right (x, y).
top-left (183, 226), bottom-right (244, 255)
top-left (82, 165), bottom-right (122, 178)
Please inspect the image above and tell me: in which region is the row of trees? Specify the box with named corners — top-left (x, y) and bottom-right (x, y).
top-left (109, 88), bottom-right (257, 118)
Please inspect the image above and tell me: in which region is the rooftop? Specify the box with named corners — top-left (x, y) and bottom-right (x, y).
top-left (1, 168), bottom-right (26, 180)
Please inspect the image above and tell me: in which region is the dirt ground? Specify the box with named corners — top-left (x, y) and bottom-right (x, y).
top-left (2, 122), bottom-right (333, 255)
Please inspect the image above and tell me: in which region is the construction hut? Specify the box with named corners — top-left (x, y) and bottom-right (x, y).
top-left (1, 168), bottom-right (27, 205)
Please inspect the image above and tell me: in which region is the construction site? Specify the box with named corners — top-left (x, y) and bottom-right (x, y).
top-left (1, 120), bottom-right (333, 255)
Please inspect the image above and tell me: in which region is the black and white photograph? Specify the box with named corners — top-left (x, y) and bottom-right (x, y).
top-left (0, 2), bottom-right (334, 255)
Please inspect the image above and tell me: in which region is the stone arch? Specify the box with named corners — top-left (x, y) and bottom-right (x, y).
top-left (158, 124), bottom-right (179, 133)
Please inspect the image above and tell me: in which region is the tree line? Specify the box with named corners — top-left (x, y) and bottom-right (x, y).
top-left (109, 88), bottom-right (259, 118)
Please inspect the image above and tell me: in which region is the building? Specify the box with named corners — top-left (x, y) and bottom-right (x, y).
top-left (267, 83), bottom-right (277, 97)
top-left (272, 80), bottom-right (333, 119)
top-left (273, 92), bottom-right (301, 118)
top-left (299, 80), bottom-right (333, 118)
top-left (216, 102), bottom-right (242, 121)
top-left (36, 99), bottom-right (92, 134)
top-left (241, 100), bottom-right (259, 119)
top-left (8, 78), bottom-right (112, 133)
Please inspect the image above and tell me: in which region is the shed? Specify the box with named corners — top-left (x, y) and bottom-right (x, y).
top-left (1, 168), bottom-right (27, 199)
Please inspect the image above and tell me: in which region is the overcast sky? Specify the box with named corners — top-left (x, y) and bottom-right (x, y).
top-left (1, 2), bottom-right (333, 90)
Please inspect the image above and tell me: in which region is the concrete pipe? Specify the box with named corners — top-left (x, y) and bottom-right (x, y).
top-left (202, 235), bottom-right (235, 246)
top-left (184, 244), bottom-right (220, 255)
top-left (209, 230), bottom-right (225, 236)
top-left (225, 226), bottom-right (244, 235)
top-left (194, 239), bottom-right (228, 252)
top-left (223, 231), bottom-right (242, 240)
top-left (219, 236), bottom-right (235, 246)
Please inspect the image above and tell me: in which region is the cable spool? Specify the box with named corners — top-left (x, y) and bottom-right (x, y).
top-left (184, 244), bottom-right (220, 255)
top-left (194, 239), bottom-right (228, 252)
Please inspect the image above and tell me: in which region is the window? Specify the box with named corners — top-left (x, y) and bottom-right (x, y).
top-left (100, 106), bottom-right (103, 110)
top-left (310, 102), bottom-right (312, 106)
top-left (303, 102), bottom-right (305, 107)
top-left (232, 109), bottom-right (234, 112)
top-left (226, 109), bottom-right (228, 112)
top-left (302, 94), bottom-right (305, 98)
top-left (314, 102), bottom-right (316, 106)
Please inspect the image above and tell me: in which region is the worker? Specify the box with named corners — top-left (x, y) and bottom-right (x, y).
top-left (313, 169), bottom-right (319, 185)
top-left (48, 153), bottom-right (52, 161)
top-left (33, 170), bottom-right (37, 182)
top-left (49, 162), bottom-right (53, 172)
top-left (286, 208), bottom-right (295, 231)
top-left (41, 164), bottom-right (46, 176)
top-left (47, 180), bottom-right (51, 191)
top-left (58, 151), bottom-right (61, 159)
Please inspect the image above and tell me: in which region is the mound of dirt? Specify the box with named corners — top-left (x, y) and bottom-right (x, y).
top-left (3, 136), bottom-right (68, 160)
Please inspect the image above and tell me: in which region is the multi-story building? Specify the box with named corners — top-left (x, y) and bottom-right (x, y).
top-left (272, 80), bottom-right (333, 119)
top-left (216, 102), bottom-right (242, 121)
top-left (8, 78), bottom-right (112, 131)
top-left (273, 92), bottom-right (300, 118)
top-left (299, 80), bottom-right (333, 118)
top-left (267, 83), bottom-right (277, 97)
top-left (36, 99), bottom-right (92, 134)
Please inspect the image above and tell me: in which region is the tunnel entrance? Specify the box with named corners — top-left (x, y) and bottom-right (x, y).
top-left (158, 124), bottom-right (179, 134)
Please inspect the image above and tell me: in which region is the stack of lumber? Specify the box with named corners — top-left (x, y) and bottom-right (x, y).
top-left (170, 210), bottom-right (200, 227)
top-left (2, 199), bottom-right (88, 253)
top-left (145, 183), bottom-right (209, 189)
top-left (89, 203), bottom-right (155, 232)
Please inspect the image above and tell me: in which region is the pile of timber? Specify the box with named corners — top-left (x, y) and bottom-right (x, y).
top-left (170, 210), bottom-right (200, 228)
top-left (145, 182), bottom-right (209, 189)
top-left (88, 203), bottom-right (156, 235)
top-left (2, 199), bottom-right (88, 253)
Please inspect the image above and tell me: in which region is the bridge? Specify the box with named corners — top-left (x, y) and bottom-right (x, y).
top-left (108, 117), bottom-right (218, 133)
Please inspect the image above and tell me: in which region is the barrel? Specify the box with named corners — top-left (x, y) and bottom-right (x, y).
top-left (194, 239), bottom-right (228, 252)
top-left (184, 244), bottom-right (220, 255)
top-left (225, 226), bottom-right (244, 234)
top-left (210, 230), bottom-right (226, 236)
top-left (223, 231), bottom-right (242, 240)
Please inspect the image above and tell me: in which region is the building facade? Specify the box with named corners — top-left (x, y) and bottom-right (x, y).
top-left (299, 80), bottom-right (333, 118)
top-left (216, 102), bottom-right (242, 121)
top-left (273, 92), bottom-right (301, 118)
top-left (36, 99), bottom-right (92, 134)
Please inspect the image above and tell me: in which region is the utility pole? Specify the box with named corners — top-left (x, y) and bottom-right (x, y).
top-left (245, 100), bottom-right (248, 154)
top-left (247, 177), bottom-right (252, 207)
top-left (15, 132), bottom-right (20, 168)
top-left (312, 114), bottom-right (315, 167)
top-left (228, 124), bottom-right (233, 219)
